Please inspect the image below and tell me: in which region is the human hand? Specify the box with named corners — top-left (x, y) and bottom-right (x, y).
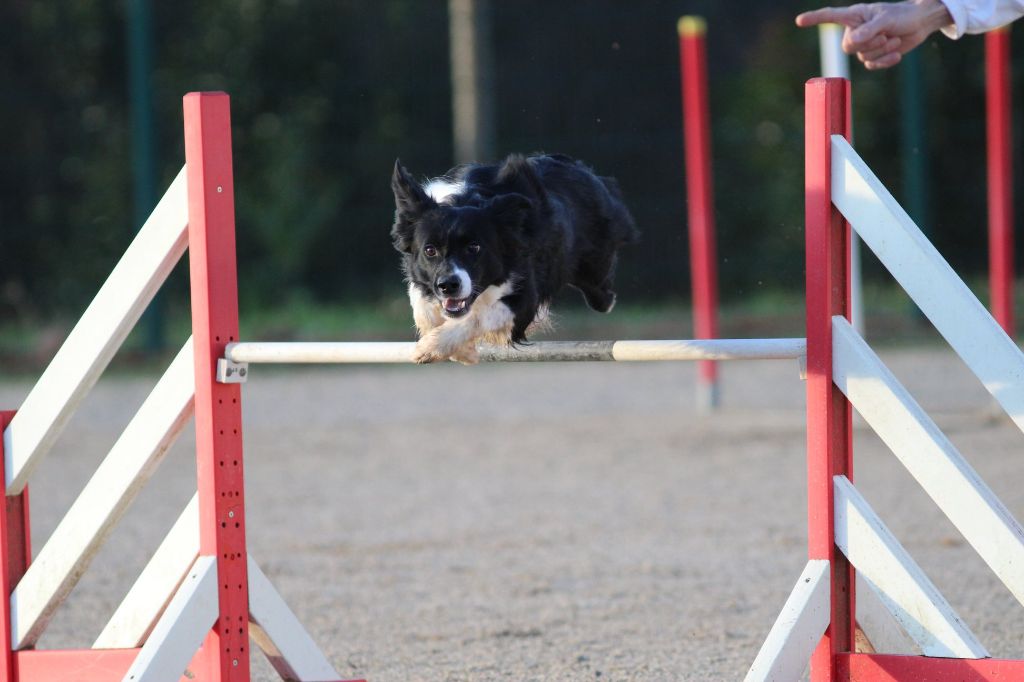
top-left (795, 0), bottom-right (953, 69)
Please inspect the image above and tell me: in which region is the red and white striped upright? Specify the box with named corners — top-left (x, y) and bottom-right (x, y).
top-left (678, 16), bottom-right (721, 410)
top-left (986, 27), bottom-right (1013, 336)
top-left (184, 92), bottom-right (251, 681)
top-left (804, 77), bottom-right (853, 682)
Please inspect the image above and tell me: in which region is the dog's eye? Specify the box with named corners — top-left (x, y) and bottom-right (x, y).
top-left (423, 244), bottom-right (439, 258)
top-left (466, 242), bottom-right (481, 254)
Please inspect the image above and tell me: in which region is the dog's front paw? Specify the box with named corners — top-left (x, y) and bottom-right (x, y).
top-left (449, 344), bottom-right (479, 365)
top-left (413, 324), bottom-right (482, 365)
top-left (412, 337), bottom-right (446, 364)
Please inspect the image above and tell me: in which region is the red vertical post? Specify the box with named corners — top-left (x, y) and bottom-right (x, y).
top-left (0, 412), bottom-right (28, 682)
top-left (987, 27), bottom-right (1014, 336)
top-left (678, 16), bottom-right (721, 410)
top-left (184, 92), bottom-right (250, 681)
top-left (805, 77), bottom-right (854, 682)
top-left (0, 411), bottom-right (15, 682)
top-left (6, 490), bottom-right (30, 590)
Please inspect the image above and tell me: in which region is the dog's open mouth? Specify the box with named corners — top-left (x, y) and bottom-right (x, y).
top-left (442, 296), bottom-right (473, 318)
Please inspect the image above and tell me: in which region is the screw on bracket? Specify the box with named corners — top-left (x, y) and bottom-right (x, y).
top-left (216, 358), bottom-right (249, 384)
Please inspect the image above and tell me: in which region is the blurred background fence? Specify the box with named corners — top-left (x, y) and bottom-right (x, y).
top-left (1, 0), bottom-right (1020, 353)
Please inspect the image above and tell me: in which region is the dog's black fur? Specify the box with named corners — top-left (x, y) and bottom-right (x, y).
top-left (391, 153), bottom-right (638, 362)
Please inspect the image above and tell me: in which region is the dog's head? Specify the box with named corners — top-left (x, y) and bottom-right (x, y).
top-left (391, 160), bottom-right (531, 318)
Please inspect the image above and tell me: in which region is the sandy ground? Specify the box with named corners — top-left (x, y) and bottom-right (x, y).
top-left (3, 346), bottom-right (1024, 681)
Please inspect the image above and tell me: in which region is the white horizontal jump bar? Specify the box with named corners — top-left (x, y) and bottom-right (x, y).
top-left (225, 338), bottom-right (807, 364)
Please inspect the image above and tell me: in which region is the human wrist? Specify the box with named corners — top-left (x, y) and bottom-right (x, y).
top-left (915, 0), bottom-right (955, 33)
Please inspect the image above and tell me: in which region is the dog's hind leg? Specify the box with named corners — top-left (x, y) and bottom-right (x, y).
top-left (573, 180), bottom-right (637, 313)
top-left (582, 287), bottom-right (616, 313)
top-left (572, 250), bottom-right (618, 313)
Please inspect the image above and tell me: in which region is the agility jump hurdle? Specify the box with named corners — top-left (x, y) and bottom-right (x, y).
top-left (746, 77), bottom-right (1024, 681)
top-left (6, 77), bottom-right (1024, 681)
top-left (0, 93), bottom-right (358, 682)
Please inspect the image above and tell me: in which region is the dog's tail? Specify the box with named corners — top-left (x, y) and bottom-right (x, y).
top-left (599, 176), bottom-right (641, 247)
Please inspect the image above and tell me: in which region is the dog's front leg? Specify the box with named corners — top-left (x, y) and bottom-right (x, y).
top-left (413, 317), bottom-right (479, 364)
top-left (413, 289), bottom-right (516, 365)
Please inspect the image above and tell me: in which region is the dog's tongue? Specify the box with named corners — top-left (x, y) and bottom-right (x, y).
top-left (444, 297), bottom-right (466, 313)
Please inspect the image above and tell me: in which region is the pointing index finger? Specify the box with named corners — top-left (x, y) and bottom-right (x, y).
top-left (795, 6), bottom-right (862, 28)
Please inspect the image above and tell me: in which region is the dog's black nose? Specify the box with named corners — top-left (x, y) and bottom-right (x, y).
top-left (437, 275), bottom-right (461, 296)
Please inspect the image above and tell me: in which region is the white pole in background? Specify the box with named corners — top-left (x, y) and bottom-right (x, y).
top-left (818, 23), bottom-right (865, 337)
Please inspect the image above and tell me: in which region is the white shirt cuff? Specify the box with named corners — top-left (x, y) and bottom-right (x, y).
top-left (939, 0), bottom-right (968, 39)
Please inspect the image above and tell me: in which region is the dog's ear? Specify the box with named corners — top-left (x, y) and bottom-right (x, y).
top-left (391, 160), bottom-right (433, 217)
top-left (496, 155), bottom-right (548, 202)
top-left (486, 193), bottom-right (534, 252)
top-left (488, 192), bottom-right (533, 229)
top-left (391, 159), bottom-right (434, 253)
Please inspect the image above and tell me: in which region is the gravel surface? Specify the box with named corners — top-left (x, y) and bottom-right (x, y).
top-left (3, 346), bottom-right (1024, 680)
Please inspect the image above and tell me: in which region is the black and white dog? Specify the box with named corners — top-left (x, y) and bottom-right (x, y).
top-left (390, 153), bottom-right (638, 364)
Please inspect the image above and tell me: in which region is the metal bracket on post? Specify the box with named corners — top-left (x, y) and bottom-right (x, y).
top-left (216, 358), bottom-right (248, 384)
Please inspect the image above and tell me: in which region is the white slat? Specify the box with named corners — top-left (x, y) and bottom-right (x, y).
top-left (744, 559), bottom-right (830, 682)
top-left (831, 136), bottom-right (1024, 431)
top-left (834, 475), bottom-right (988, 658)
top-left (122, 555), bottom-right (217, 682)
top-left (855, 572), bottom-right (918, 655)
top-left (11, 340), bottom-right (194, 650)
top-left (833, 317), bottom-right (1024, 608)
top-left (247, 555), bottom-right (340, 680)
top-left (94, 495), bottom-right (200, 649)
top-left (2, 168), bottom-right (189, 494)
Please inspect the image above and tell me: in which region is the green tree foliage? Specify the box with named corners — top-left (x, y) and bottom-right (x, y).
top-left (1, 1), bottom-right (1018, 323)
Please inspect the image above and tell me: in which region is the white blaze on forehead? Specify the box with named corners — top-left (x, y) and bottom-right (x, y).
top-left (424, 179), bottom-right (466, 204)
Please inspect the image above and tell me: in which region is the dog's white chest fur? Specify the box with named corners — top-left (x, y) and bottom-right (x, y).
top-left (409, 281), bottom-right (516, 363)
top-left (408, 283), bottom-right (445, 335)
